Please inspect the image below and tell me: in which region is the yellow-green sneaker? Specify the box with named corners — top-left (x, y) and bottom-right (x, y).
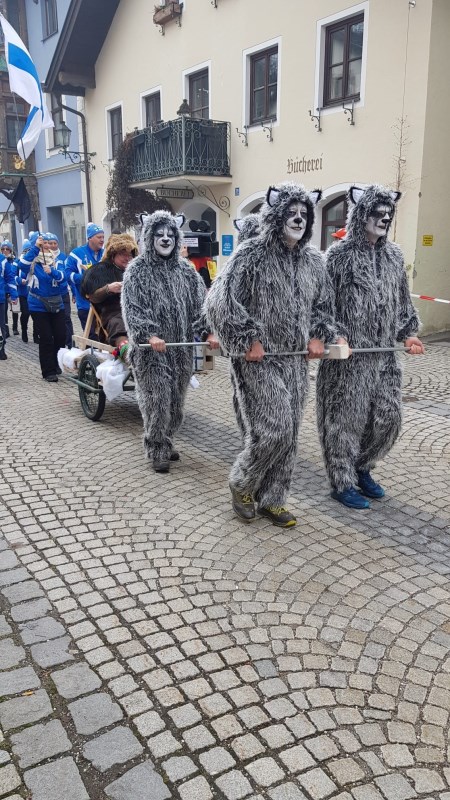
top-left (230, 487), bottom-right (255, 522)
top-left (258, 506), bottom-right (297, 528)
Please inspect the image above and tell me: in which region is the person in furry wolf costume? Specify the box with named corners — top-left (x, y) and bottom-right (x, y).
top-left (206, 182), bottom-right (339, 528)
top-left (233, 213), bottom-right (260, 245)
top-left (316, 184), bottom-right (424, 509)
top-left (231, 213), bottom-right (262, 437)
top-left (121, 211), bottom-right (218, 473)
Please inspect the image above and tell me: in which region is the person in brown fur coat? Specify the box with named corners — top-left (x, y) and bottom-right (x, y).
top-left (81, 233), bottom-right (138, 353)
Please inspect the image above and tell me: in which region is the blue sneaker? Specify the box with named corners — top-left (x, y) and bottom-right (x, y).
top-left (357, 471), bottom-right (385, 499)
top-left (331, 487), bottom-right (370, 509)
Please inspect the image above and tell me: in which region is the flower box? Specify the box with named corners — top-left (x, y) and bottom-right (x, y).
top-left (153, 2), bottom-right (183, 27)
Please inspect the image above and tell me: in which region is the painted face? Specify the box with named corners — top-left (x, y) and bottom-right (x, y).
top-left (283, 202), bottom-right (308, 246)
top-left (365, 204), bottom-right (394, 240)
top-left (154, 226), bottom-right (176, 258)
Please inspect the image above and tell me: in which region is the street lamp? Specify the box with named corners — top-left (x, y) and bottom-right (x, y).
top-left (55, 121), bottom-right (96, 171)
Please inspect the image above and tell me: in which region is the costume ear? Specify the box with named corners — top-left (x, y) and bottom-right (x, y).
top-left (349, 186), bottom-right (365, 205)
top-left (233, 218), bottom-right (244, 232)
top-left (138, 213), bottom-right (150, 225)
top-left (309, 189), bottom-right (322, 206)
top-left (266, 186), bottom-right (280, 207)
top-left (389, 191), bottom-right (402, 204)
top-left (174, 214), bottom-right (185, 229)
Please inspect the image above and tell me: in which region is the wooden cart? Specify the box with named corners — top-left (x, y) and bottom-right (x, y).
top-left (63, 306), bottom-right (135, 421)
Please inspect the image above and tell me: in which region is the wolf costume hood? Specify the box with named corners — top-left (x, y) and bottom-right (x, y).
top-left (121, 210), bottom-right (210, 466)
top-left (206, 181), bottom-right (337, 510)
top-left (317, 184), bottom-right (420, 494)
top-left (233, 213), bottom-right (260, 245)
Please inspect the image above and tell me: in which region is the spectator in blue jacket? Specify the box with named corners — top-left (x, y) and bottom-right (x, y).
top-left (15, 238), bottom-right (38, 343)
top-left (0, 243), bottom-right (18, 360)
top-left (1, 240), bottom-right (19, 337)
top-left (43, 232), bottom-right (73, 347)
top-left (65, 223), bottom-right (104, 337)
top-left (19, 233), bottom-right (66, 382)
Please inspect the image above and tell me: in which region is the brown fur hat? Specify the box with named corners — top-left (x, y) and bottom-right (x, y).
top-left (102, 233), bottom-right (138, 262)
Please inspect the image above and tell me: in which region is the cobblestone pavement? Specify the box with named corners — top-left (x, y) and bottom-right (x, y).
top-left (0, 336), bottom-right (449, 800)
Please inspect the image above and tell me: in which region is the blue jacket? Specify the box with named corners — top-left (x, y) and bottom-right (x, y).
top-left (19, 245), bottom-right (65, 313)
top-left (0, 257), bottom-right (18, 303)
top-left (15, 258), bottom-right (29, 298)
top-left (53, 250), bottom-right (69, 295)
top-left (65, 244), bottom-right (104, 311)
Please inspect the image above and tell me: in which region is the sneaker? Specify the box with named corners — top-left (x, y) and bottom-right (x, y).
top-left (331, 487), bottom-right (370, 509)
top-left (230, 487), bottom-right (256, 522)
top-left (257, 505), bottom-right (297, 528)
top-left (44, 374), bottom-right (58, 383)
top-left (357, 471), bottom-right (385, 499)
top-left (153, 459), bottom-right (170, 473)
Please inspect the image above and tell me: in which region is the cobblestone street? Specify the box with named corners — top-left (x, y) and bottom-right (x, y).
top-left (1, 336), bottom-right (450, 800)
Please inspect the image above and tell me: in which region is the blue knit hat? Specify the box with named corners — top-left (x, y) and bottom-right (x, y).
top-left (1, 240), bottom-right (13, 250)
top-left (29, 231), bottom-right (41, 246)
top-left (43, 232), bottom-right (59, 242)
top-left (86, 223), bottom-right (104, 240)
top-left (22, 239), bottom-right (31, 251)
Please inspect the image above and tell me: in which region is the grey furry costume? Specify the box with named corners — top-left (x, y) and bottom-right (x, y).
top-left (206, 182), bottom-right (337, 507)
top-left (234, 213), bottom-right (261, 245)
top-left (232, 213), bottom-right (262, 437)
top-left (316, 184), bottom-right (420, 492)
top-left (121, 211), bottom-right (208, 463)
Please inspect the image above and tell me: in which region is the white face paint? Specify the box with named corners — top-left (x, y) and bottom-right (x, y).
top-left (365, 204), bottom-right (393, 242)
top-left (283, 202), bottom-right (308, 248)
top-left (154, 226), bottom-right (176, 257)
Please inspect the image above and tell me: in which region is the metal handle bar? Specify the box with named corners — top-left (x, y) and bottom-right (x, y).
top-left (138, 342), bottom-right (413, 358)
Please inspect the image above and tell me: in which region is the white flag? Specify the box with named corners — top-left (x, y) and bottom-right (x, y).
top-left (0, 13), bottom-right (53, 160)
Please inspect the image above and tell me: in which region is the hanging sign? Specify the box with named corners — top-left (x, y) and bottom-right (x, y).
top-left (156, 187), bottom-right (194, 200)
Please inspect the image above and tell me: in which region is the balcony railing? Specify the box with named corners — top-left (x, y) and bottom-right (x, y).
top-left (129, 117), bottom-right (231, 184)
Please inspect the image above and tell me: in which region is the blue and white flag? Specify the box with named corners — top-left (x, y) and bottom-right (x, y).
top-left (0, 14), bottom-right (53, 160)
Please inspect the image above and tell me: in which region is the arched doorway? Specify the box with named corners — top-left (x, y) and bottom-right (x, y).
top-left (321, 195), bottom-right (348, 250)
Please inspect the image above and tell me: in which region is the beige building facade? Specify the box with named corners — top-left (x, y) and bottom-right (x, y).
top-left (47, 0), bottom-right (450, 333)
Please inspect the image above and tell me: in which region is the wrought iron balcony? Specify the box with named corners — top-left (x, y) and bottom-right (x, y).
top-left (129, 117), bottom-right (231, 185)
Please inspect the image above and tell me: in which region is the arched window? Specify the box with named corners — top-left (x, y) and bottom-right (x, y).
top-left (321, 195), bottom-right (348, 250)
top-left (250, 202), bottom-right (263, 214)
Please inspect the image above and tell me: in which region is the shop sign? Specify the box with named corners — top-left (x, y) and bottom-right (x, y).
top-left (156, 187), bottom-right (194, 200)
top-left (222, 234), bottom-right (234, 256)
top-left (287, 155), bottom-right (323, 175)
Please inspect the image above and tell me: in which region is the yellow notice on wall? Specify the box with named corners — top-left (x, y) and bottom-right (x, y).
top-left (422, 235), bottom-right (434, 246)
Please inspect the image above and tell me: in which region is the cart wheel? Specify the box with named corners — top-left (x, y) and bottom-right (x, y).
top-left (78, 354), bottom-right (106, 421)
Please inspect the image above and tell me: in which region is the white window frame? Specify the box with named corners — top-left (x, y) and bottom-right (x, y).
top-left (242, 36), bottom-right (281, 134)
top-left (45, 93), bottom-right (67, 157)
top-left (314, 2), bottom-right (369, 118)
top-left (105, 101), bottom-right (124, 161)
top-left (181, 61), bottom-right (211, 119)
top-left (140, 85), bottom-right (163, 128)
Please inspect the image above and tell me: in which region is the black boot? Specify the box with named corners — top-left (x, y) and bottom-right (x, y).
top-left (22, 331), bottom-right (28, 343)
top-left (257, 506), bottom-right (297, 528)
top-left (0, 348), bottom-right (7, 361)
top-left (153, 459), bottom-right (170, 473)
top-left (230, 487), bottom-right (255, 522)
